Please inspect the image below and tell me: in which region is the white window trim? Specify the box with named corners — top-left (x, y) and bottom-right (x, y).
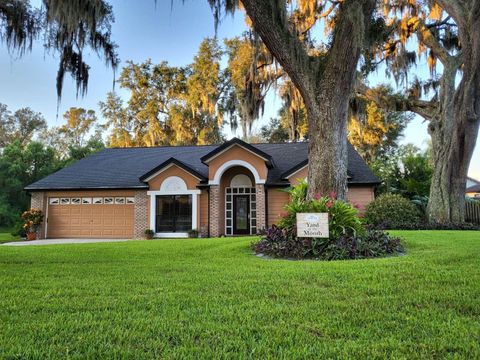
top-left (209, 159), bottom-right (265, 185)
top-left (147, 189), bottom-right (201, 238)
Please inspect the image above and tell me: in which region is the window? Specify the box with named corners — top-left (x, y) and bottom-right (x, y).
top-left (71, 198), bottom-right (81, 205)
top-left (82, 198), bottom-right (92, 204)
top-left (60, 198), bottom-right (70, 205)
top-left (93, 197), bottom-right (103, 204)
top-left (155, 195), bottom-right (192, 233)
top-left (104, 197), bottom-right (113, 205)
top-left (49, 198), bottom-right (59, 205)
top-left (126, 197), bottom-right (135, 204)
top-left (115, 197), bottom-right (125, 204)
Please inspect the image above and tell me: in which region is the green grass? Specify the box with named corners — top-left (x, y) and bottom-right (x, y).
top-left (0, 228), bottom-right (18, 244)
top-left (1, 231), bottom-right (479, 359)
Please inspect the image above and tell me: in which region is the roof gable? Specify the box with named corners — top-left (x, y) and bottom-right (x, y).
top-left (140, 157), bottom-right (206, 182)
top-left (200, 138), bottom-right (273, 167)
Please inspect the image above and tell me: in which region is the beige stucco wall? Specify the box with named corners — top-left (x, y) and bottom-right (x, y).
top-left (267, 188), bottom-right (290, 227)
top-left (346, 186), bottom-right (375, 212)
top-left (147, 165), bottom-right (200, 190)
top-left (207, 145), bottom-right (268, 182)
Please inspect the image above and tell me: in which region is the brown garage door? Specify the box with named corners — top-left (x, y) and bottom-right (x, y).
top-left (47, 196), bottom-right (134, 238)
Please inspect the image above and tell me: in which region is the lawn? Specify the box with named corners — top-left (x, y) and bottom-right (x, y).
top-left (0, 231), bottom-right (479, 359)
top-left (0, 228), bottom-right (18, 244)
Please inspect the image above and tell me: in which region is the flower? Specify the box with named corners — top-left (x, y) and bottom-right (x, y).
top-left (326, 200), bottom-right (334, 209)
top-left (314, 193), bottom-right (322, 200)
top-left (329, 191), bottom-right (337, 199)
top-left (279, 211), bottom-right (289, 218)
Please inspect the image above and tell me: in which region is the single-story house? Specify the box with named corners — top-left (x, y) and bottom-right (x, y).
top-left (466, 177), bottom-right (480, 199)
top-left (25, 138), bottom-right (379, 239)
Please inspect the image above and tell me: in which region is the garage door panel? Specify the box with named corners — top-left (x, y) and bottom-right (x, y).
top-left (48, 198), bottom-right (134, 238)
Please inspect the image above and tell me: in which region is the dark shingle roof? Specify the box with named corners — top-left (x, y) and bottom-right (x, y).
top-left (466, 184), bottom-right (480, 193)
top-left (25, 141), bottom-right (379, 190)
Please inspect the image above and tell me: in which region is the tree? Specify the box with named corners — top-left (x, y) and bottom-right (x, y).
top-left (371, 144), bottom-right (433, 199)
top-left (224, 33), bottom-right (280, 139)
top-left (59, 108), bottom-right (97, 147)
top-left (38, 107), bottom-right (101, 159)
top-left (348, 86), bottom-right (411, 164)
top-left (210, 0), bottom-right (378, 200)
top-left (278, 78), bottom-right (308, 142)
top-left (358, 0), bottom-right (480, 223)
top-left (260, 118), bottom-right (289, 143)
top-left (0, 103), bottom-right (47, 147)
top-left (101, 39), bottom-right (225, 146)
top-left (0, 0), bottom-right (118, 101)
top-left (0, 140), bottom-right (60, 226)
top-left (98, 92), bottom-right (135, 147)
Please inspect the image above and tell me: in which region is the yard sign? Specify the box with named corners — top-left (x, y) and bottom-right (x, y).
top-left (296, 213), bottom-right (329, 238)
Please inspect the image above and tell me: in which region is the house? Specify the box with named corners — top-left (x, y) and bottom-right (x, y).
top-left (25, 138), bottom-right (379, 239)
top-left (466, 177), bottom-right (480, 199)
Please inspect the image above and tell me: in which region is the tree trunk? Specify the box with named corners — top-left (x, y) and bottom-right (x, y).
top-left (428, 111), bottom-right (479, 223)
top-left (240, 0), bottom-right (375, 200)
top-left (427, 0), bottom-right (480, 223)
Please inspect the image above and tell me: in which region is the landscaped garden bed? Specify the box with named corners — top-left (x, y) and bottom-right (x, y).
top-left (253, 181), bottom-right (404, 260)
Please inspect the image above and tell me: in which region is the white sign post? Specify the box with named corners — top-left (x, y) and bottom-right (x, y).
top-left (296, 213), bottom-right (329, 238)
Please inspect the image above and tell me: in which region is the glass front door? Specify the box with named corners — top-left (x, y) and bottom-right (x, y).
top-left (156, 195), bottom-right (192, 233)
top-left (233, 195), bottom-right (250, 234)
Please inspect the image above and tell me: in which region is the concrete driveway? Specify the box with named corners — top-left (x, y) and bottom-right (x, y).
top-left (1, 238), bottom-right (134, 246)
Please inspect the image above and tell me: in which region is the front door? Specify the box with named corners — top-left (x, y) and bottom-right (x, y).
top-left (233, 195), bottom-right (250, 235)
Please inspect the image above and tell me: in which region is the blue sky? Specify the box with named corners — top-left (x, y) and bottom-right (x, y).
top-left (0, 0), bottom-right (478, 179)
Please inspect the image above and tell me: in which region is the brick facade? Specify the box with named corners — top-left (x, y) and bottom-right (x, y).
top-left (255, 184), bottom-right (266, 233)
top-left (30, 192), bottom-right (46, 239)
top-left (209, 185), bottom-right (221, 237)
top-left (134, 190), bottom-right (149, 239)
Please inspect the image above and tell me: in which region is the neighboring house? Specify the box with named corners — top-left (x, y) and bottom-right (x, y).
top-left (466, 176), bottom-right (480, 199)
top-left (25, 138), bottom-right (379, 239)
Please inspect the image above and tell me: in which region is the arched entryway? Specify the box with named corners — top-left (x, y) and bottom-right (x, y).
top-left (219, 167), bottom-right (257, 236)
top-left (206, 163), bottom-right (265, 236)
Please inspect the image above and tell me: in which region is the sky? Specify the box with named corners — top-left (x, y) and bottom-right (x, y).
top-left (0, 0), bottom-right (478, 179)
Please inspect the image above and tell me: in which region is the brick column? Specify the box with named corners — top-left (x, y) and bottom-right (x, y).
top-left (30, 192), bottom-right (46, 239)
top-left (134, 190), bottom-right (149, 239)
top-left (209, 185), bottom-right (221, 237)
top-left (255, 184), bottom-right (266, 234)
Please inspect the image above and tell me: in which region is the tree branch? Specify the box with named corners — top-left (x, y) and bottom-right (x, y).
top-left (240, 0), bottom-right (316, 100)
top-left (356, 83), bottom-right (437, 120)
top-left (416, 18), bottom-right (451, 65)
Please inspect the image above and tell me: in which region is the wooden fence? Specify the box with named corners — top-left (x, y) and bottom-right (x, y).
top-left (465, 201), bottom-right (480, 224)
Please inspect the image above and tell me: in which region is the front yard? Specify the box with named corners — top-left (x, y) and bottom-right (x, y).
top-left (1, 231), bottom-right (479, 358)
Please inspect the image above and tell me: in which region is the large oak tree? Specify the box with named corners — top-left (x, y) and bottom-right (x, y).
top-left (209, 0), bottom-right (378, 199)
top-left (358, 0), bottom-right (480, 222)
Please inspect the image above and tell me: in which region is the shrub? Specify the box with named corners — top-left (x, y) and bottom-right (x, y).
top-left (188, 229), bottom-right (199, 238)
top-left (278, 180), bottom-right (365, 238)
top-left (364, 193), bottom-right (422, 228)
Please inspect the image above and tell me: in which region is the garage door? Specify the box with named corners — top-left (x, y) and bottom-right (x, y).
top-left (47, 196), bottom-right (135, 238)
